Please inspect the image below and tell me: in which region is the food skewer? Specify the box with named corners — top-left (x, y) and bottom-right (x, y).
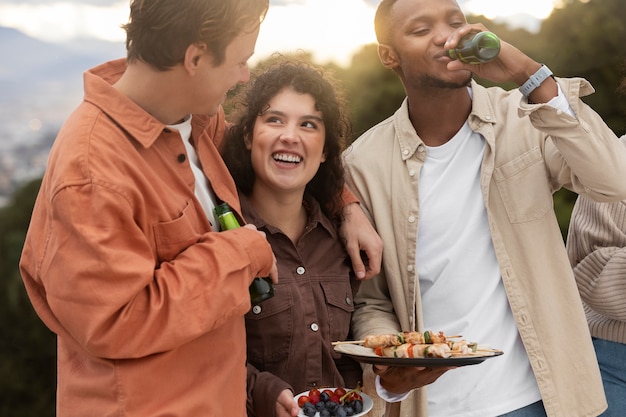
top-left (333, 330), bottom-right (501, 359)
top-left (332, 332), bottom-right (463, 346)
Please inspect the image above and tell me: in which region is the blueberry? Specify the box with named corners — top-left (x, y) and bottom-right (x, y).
top-left (353, 400), bottom-right (363, 413)
top-left (302, 404), bottom-right (316, 417)
top-left (334, 406), bottom-right (347, 417)
top-left (320, 391), bottom-right (331, 402)
top-left (326, 401), bottom-right (339, 412)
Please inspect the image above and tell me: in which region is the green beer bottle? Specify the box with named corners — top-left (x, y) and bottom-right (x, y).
top-left (447, 31), bottom-right (500, 64)
top-left (214, 202), bottom-right (275, 304)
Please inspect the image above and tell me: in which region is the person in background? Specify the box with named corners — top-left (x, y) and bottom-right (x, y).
top-left (342, 0), bottom-right (626, 416)
top-left (566, 71), bottom-right (626, 417)
top-left (222, 57), bottom-right (362, 417)
top-left (17, 1), bottom-right (380, 415)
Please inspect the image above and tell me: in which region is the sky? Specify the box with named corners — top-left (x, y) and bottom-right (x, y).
top-left (0, 0), bottom-right (558, 67)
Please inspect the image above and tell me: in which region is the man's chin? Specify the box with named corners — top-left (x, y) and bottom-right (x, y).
top-left (432, 76), bottom-right (472, 90)
top-left (203, 104), bottom-right (221, 117)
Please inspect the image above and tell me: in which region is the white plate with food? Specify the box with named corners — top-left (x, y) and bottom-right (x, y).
top-left (295, 387), bottom-right (373, 417)
top-left (334, 342), bottom-right (503, 367)
top-left (333, 331), bottom-right (502, 367)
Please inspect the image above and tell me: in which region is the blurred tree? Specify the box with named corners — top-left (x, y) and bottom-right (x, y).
top-left (539, 0), bottom-right (626, 135)
top-left (338, 43), bottom-right (406, 141)
top-left (0, 178), bottom-right (56, 417)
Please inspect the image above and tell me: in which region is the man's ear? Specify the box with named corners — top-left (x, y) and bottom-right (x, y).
top-left (184, 43), bottom-right (207, 75)
top-left (378, 44), bottom-right (399, 70)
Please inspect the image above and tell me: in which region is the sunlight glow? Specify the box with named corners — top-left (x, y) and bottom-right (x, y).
top-left (255, 0), bottom-right (376, 66)
top-left (0, 2), bottom-right (127, 42)
top-left (463, 0), bottom-right (556, 20)
top-left (0, 0), bottom-right (557, 67)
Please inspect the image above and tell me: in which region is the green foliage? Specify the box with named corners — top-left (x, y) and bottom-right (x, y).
top-left (539, 0), bottom-right (626, 135)
top-left (553, 188), bottom-right (578, 240)
top-left (0, 178), bottom-right (56, 417)
top-left (339, 44), bottom-right (406, 140)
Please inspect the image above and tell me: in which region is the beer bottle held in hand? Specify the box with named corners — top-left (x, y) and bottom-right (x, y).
top-left (214, 202), bottom-right (275, 304)
top-left (447, 31), bottom-right (500, 64)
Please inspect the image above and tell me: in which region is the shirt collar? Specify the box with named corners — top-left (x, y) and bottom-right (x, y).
top-left (467, 79), bottom-right (499, 126)
top-left (83, 59), bottom-right (164, 149)
top-left (239, 192), bottom-right (338, 240)
top-left (394, 80), bottom-right (498, 160)
top-left (83, 59), bottom-right (216, 150)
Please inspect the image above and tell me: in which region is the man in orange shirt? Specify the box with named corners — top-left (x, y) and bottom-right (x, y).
top-left (18, 1), bottom-right (381, 416)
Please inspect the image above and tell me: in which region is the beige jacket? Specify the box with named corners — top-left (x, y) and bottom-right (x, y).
top-left (344, 78), bottom-right (626, 417)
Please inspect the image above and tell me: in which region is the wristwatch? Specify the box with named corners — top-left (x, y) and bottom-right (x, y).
top-left (519, 64), bottom-right (553, 97)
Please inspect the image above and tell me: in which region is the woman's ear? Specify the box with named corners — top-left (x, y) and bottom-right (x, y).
top-left (378, 44), bottom-right (399, 70)
top-left (244, 134), bottom-right (252, 150)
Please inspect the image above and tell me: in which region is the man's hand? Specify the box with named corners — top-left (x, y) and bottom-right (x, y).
top-left (374, 365), bottom-right (453, 394)
top-left (339, 202), bottom-right (383, 280)
top-left (243, 224), bottom-right (278, 284)
top-left (445, 24), bottom-right (558, 103)
top-left (275, 389), bottom-right (299, 417)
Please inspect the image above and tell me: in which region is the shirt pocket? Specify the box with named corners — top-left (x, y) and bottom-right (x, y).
top-left (493, 147), bottom-right (553, 224)
top-left (152, 201), bottom-right (202, 262)
top-left (321, 280), bottom-right (355, 344)
top-left (245, 286), bottom-right (293, 364)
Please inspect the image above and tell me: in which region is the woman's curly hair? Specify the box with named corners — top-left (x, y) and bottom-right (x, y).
top-left (222, 56), bottom-right (350, 225)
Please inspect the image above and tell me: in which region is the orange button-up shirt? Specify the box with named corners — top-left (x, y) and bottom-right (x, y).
top-left (19, 59), bottom-right (274, 417)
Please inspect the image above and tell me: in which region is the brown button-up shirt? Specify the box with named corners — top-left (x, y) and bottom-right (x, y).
top-left (242, 194), bottom-right (362, 417)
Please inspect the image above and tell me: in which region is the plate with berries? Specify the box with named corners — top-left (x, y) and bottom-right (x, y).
top-left (294, 386), bottom-right (373, 417)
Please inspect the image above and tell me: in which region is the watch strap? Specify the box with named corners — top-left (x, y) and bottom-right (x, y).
top-left (519, 64), bottom-right (553, 97)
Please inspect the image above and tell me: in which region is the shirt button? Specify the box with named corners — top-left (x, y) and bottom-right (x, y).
top-left (252, 305), bottom-right (262, 314)
top-left (402, 149), bottom-right (409, 156)
top-left (310, 323), bottom-right (319, 332)
top-left (408, 216), bottom-right (416, 223)
top-left (409, 169), bottom-right (416, 177)
top-left (345, 297), bottom-right (352, 305)
top-left (407, 265), bottom-right (414, 272)
top-left (417, 144), bottom-right (425, 153)
top-left (485, 115), bottom-right (491, 120)
top-left (177, 154), bottom-right (186, 163)
top-left (296, 266), bottom-right (305, 275)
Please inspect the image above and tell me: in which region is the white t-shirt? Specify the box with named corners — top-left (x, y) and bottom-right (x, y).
top-left (168, 116), bottom-right (220, 231)
top-left (417, 121), bottom-right (541, 417)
